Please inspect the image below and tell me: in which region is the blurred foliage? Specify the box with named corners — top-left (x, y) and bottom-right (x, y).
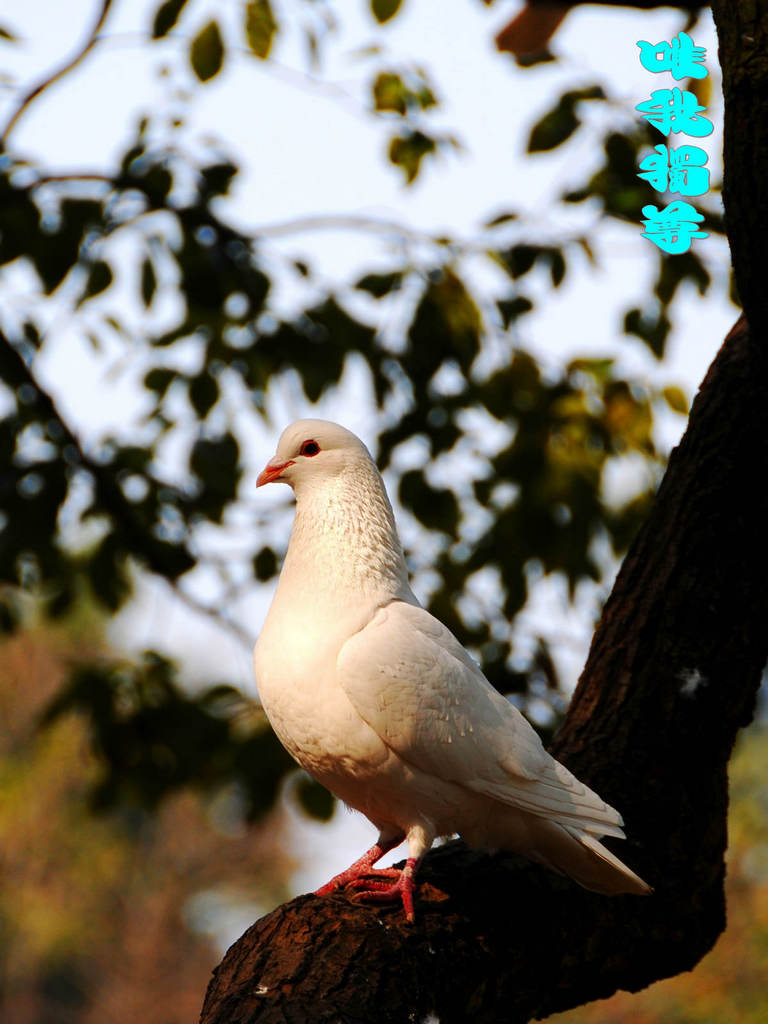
top-left (4, 621), bottom-right (767, 1023)
top-left (41, 650), bottom-right (296, 818)
top-left (546, 725), bottom-right (768, 1024)
top-left (527, 84), bottom-right (607, 152)
top-left (0, 622), bottom-right (295, 1024)
top-left (0, 0), bottom-right (730, 819)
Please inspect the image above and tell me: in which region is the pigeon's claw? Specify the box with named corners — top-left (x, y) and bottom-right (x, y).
top-left (315, 835), bottom-right (405, 896)
top-left (347, 866), bottom-right (402, 886)
top-left (349, 857), bottom-right (418, 923)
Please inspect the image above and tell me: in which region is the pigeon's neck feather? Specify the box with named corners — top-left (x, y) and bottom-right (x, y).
top-left (276, 462), bottom-right (412, 616)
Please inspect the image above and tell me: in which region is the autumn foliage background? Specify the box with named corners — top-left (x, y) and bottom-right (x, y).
top-left (3, 618), bottom-right (767, 1021)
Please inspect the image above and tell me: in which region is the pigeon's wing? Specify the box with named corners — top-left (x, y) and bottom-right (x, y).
top-left (337, 600), bottom-right (624, 836)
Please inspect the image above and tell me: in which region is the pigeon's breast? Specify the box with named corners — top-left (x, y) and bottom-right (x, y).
top-left (254, 608), bottom-right (503, 838)
top-left (254, 614), bottom-right (391, 789)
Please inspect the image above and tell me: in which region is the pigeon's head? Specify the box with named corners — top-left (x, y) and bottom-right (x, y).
top-left (256, 419), bottom-right (374, 491)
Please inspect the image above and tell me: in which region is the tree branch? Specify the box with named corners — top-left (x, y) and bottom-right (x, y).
top-left (0, 329), bottom-right (193, 582)
top-left (26, 172), bottom-right (115, 189)
top-left (711, 0), bottom-right (768, 327)
top-left (0, 0), bottom-right (113, 148)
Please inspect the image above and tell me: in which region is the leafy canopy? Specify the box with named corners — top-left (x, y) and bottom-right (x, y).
top-left (0, 0), bottom-right (728, 820)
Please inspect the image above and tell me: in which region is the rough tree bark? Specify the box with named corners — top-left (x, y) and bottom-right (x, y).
top-left (200, 5), bottom-right (768, 1022)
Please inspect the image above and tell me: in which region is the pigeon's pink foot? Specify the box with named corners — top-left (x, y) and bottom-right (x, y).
top-left (350, 857), bottom-right (418, 923)
top-left (347, 866), bottom-right (402, 885)
top-left (314, 835), bottom-right (404, 896)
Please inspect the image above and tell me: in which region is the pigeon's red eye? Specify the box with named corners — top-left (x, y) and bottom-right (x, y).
top-left (300, 439), bottom-right (320, 457)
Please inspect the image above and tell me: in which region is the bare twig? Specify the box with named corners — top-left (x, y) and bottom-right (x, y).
top-left (27, 172), bottom-right (115, 188)
top-left (1, 0), bottom-right (114, 147)
top-left (174, 582), bottom-right (259, 655)
top-left (253, 211), bottom-right (606, 261)
top-left (255, 211), bottom-right (457, 246)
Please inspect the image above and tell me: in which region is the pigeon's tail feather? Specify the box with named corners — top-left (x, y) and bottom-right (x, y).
top-left (569, 829), bottom-right (652, 895)
top-left (531, 822), bottom-right (652, 896)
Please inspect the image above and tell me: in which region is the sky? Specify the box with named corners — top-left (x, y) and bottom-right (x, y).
top-left (0, 0), bottom-right (742, 925)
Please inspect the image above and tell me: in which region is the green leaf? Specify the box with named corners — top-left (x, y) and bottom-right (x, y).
top-left (373, 72), bottom-right (409, 115)
top-left (497, 295), bottom-right (533, 328)
top-left (190, 21), bottom-right (225, 82)
top-left (623, 307), bottom-right (671, 358)
top-left (190, 433), bottom-right (241, 521)
top-left (189, 372), bottom-right (219, 418)
top-left (88, 534), bottom-right (132, 612)
top-left (372, 69), bottom-right (437, 116)
top-left (120, 142), bottom-right (146, 176)
top-left (547, 248), bottom-right (566, 287)
top-left (569, 85), bottom-right (606, 103)
top-left (575, 236), bottom-right (596, 265)
top-left (388, 130), bottom-right (436, 184)
top-left (245, 0), bottom-right (278, 59)
top-left (494, 244), bottom-right (539, 280)
top-left (354, 270), bottom-right (404, 297)
top-left (142, 164), bottom-right (173, 204)
top-left (144, 368), bottom-right (176, 396)
top-left (567, 356), bottom-right (614, 384)
top-left (200, 161), bottom-right (238, 198)
top-left (654, 250), bottom-right (711, 304)
top-left (296, 775), bottom-right (335, 820)
top-left (415, 82), bottom-right (438, 111)
top-left (603, 380), bottom-right (654, 454)
top-left (31, 198), bottom-right (103, 294)
top-left (371, 0), bottom-right (403, 24)
top-left (515, 49), bottom-right (557, 69)
top-left (563, 130), bottom-right (657, 220)
top-left (528, 101), bottom-right (580, 153)
top-left (116, 445), bottom-right (153, 473)
top-left (406, 271), bottom-right (481, 381)
top-left (527, 86), bottom-right (605, 154)
top-left (399, 470), bottom-right (459, 536)
top-left (253, 547), bottom-right (278, 581)
top-left (484, 210), bottom-right (518, 228)
top-left (662, 385), bottom-right (688, 415)
top-left (104, 315), bottom-right (126, 336)
top-left (152, 0), bottom-right (189, 39)
top-left (141, 258), bottom-right (157, 308)
top-left (82, 261), bottom-right (114, 302)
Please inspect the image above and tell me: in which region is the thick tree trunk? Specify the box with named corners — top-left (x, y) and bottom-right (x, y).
top-left (199, 316), bottom-right (767, 1024)
top-left (712, 0), bottom-right (768, 327)
top-left (200, 5), bottom-right (768, 1021)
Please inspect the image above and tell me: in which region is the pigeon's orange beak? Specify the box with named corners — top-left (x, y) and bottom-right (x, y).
top-left (257, 457), bottom-right (295, 487)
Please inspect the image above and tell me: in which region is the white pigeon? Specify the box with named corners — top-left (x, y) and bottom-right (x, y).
top-left (254, 419), bottom-right (651, 922)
